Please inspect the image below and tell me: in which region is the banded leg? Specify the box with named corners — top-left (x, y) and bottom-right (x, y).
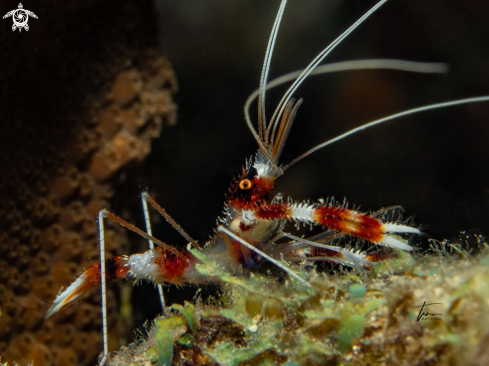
top-left (98, 209), bottom-right (193, 363)
top-left (242, 202), bottom-right (419, 250)
top-left (47, 209), bottom-right (190, 364)
top-left (140, 191), bottom-right (200, 310)
top-left (46, 208), bottom-right (196, 320)
top-left (98, 208), bottom-right (191, 364)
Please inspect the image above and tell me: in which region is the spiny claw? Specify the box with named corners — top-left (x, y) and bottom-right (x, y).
top-left (380, 223), bottom-right (421, 251)
top-left (46, 256), bottom-right (129, 318)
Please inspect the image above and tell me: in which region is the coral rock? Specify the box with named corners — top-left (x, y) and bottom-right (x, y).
top-left (0, 1), bottom-right (178, 365)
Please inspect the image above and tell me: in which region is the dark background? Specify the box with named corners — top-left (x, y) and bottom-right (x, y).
top-left (118, 0), bottom-right (489, 330)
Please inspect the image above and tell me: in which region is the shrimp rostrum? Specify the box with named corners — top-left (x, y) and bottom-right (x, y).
top-left (45, 0), bottom-right (489, 362)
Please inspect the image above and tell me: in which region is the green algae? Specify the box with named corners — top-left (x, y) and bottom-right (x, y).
top-left (348, 283), bottom-right (366, 299)
top-left (171, 301), bottom-right (197, 334)
top-left (106, 244), bottom-right (489, 366)
top-left (338, 314), bottom-right (365, 353)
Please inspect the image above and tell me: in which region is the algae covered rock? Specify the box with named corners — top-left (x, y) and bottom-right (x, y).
top-left (105, 242), bottom-right (489, 366)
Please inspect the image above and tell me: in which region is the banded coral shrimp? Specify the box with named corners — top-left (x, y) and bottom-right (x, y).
top-left (47, 0), bottom-right (489, 363)
top-left (125, 0), bottom-right (489, 334)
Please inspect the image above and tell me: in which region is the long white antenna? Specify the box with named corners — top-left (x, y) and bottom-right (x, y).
top-left (98, 210), bottom-right (109, 365)
top-left (141, 195), bottom-right (166, 312)
top-left (245, 59), bottom-right (447, 122)
top-left (258, 0), bottom-right (287, 140)
top-left (267, 0), bottom-right (389, 142)
top-left (284, 96), bottom-right (489, 171)
top-left (244, 59), bottom-right (447, 151)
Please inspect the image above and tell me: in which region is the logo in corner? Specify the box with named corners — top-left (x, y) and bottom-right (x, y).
top-left (3, 3), bottom-right (37, 32)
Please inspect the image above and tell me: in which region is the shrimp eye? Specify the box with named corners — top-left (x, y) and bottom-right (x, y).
top-left (239, 179), bottom-right (252, 190)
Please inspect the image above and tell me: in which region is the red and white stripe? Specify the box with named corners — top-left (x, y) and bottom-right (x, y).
top-left (242, 202), bottom-right (419, 250)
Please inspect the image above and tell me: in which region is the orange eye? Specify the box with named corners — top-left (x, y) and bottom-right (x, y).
top-left (239, 179), bottom-right (252, 190)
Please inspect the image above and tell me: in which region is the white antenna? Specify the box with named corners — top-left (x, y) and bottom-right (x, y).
top-left (267, 0), bottom-right (389, 142)
top-left (244, 59), bottom-right (447, 144)
top-left (258, 0), bottom-right (288, 140)
top-left (284, 96), bottom-right (489, 170)
top-left (98, 210), bottom-right (109, 365)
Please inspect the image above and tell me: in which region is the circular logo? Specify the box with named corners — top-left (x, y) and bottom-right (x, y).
top-left (12, 9), bottom-right (28, 28)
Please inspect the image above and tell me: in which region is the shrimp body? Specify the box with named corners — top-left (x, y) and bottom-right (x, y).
top-left (45, 0), bottom-right (421, 320)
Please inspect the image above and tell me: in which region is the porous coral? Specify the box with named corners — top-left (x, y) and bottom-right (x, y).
top-left (105, 240), bottom-right (489, 366)
top-left (0, 1), bottom-right (177, 365)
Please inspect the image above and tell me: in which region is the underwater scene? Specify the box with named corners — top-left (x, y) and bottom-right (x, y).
top-left (0, 0), bottom-right (489, 365)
